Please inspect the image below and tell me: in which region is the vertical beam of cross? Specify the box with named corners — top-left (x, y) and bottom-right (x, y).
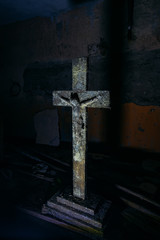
top-left (52, 57), bottom-right (110, 200)
top-left (72, 58), bottom-right (87, 200)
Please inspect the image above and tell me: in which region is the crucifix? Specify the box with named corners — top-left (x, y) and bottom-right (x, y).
top-left (52, 57), bottom-right (110, 200)
top-left (42, 57), bottom-right (111, 238)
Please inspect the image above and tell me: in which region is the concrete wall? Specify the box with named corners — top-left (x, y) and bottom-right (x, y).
top-left (0, 0), bottom-right (160, 152)
top-left (121, 103), bottom-right (160, 152)
top-left (0, 0), bottom-right (110, 144)
top-left (120, 0), bottom-right (160, 152)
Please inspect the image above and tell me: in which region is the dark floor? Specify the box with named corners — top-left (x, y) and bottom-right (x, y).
top-left (0, 138), bottom-right (160, 240)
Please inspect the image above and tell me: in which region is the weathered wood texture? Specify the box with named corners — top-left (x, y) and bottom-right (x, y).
top-left (52, 57), bottom-right (110, 199)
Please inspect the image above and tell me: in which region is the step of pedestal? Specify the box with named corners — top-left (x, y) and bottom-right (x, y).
top-left (42, 204), bottom-right (103, 238)
top-left (46, 193), bottom-right (111, 230)
top-left (56, 186), bottom-right (101, 216)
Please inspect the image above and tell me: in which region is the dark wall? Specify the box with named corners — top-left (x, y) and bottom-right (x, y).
top-left (0, 0), bottom-right (111, 144)
top-left (1, 0), bottom-right (160, 151)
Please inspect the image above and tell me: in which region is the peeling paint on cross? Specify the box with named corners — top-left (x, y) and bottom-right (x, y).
top-left (52, 57), bottom-right (110, 200)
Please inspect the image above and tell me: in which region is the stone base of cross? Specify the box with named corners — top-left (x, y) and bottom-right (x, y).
top-left (42, 57), bottom-right (111, 239)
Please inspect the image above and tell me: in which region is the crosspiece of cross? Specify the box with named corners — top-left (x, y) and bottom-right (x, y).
top-left (52, 57), bottom-right (110, 200)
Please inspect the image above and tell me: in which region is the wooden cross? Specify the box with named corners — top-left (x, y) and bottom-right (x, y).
top-left (52, 57), bottom-right (110, 200)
